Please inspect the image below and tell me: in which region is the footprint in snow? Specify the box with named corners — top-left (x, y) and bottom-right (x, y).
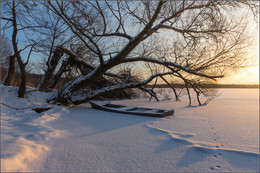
top-left (210, 165), bottom-right (221, 171)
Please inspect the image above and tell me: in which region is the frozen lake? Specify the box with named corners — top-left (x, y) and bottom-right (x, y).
top-left (1, 87), bottom-right (259, 172)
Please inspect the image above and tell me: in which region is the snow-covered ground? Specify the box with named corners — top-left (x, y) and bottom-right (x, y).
top-left (1, 86), bottom-right (259, 172)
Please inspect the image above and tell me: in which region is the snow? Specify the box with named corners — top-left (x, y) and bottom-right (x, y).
top-left (1, 86), bottom-right (259, 172)
top-left (1, 86), bottom-right (68, 172)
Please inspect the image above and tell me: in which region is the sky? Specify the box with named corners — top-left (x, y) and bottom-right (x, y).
top-left (219, 23), bottom-right (259, 85)
top-left (219, 65), bottom-right (259, 84)
top-left (219, 42), bottom-right (259, 85)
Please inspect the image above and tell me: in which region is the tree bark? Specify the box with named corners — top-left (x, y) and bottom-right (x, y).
top-left (37, 47), bottom-right (63, 91)
top-left (48, 58), bottom-right (71, 89)
top-left (11, 1), bottom-right (26, 98)
top-left (16, 54), bottom-right (27, 98)
top-left (3, 55), bottom-right (15, 86)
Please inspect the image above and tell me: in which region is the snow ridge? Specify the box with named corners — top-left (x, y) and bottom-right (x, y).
top-left (1, 86), bottom-right (68, 172)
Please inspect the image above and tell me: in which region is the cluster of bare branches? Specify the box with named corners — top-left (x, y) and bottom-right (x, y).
top-left (1, 0), bottom-right (258, 106)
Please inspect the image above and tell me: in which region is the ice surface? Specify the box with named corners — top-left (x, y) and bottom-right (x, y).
top-left (1, 86), bottom-right (259, 172)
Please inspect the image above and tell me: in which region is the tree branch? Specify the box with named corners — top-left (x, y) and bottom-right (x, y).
top-left (71, 71), bottom-right (173, 105)
top-left (1, 17), bottom-right (12, 21)
top-left (94, 32), bottom-right (132, 40)
top-left (124, 56), bottom-right (224, 80)
top-left (158, 24), bottom-right (224, 34)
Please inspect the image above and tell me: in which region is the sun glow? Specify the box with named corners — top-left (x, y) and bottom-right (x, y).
top-left (219, 15), bottom-right (259, 85)
top-left (218, 44), bottom-right (259, 85)
top-left (218, 45), bottom-right (259, 84)
top-left (219, 65), bottom-right (259, 84)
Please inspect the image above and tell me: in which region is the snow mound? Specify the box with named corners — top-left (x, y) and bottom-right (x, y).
top-left (1, 85), bottom-right (68, 172)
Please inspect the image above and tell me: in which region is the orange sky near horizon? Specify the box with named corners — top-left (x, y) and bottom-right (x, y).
top-left (218, 12), bottom-right (259, 85)
top-left (218, 40), bottom-right (259, 85)
top-left (218, 65), bottom-right (259, 85)
top-left (218, 46), bottom-right (259, 84)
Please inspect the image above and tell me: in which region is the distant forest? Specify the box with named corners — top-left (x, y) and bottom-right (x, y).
top-left (146, 84), bottom-right (259, 89)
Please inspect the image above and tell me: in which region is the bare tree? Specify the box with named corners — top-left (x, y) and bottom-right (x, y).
top-left (1, 1), bottom-right (70, 94)
top-left (1, 36), bottom-right (13, 66)
top-left (1, 36), bottom-right (14, 86)
top-left (36, 0), bottom-right (257, 105)
top-left (2, 1), bottom-right (258, 105)
top-left (1, 1), bottom-right (38, 97)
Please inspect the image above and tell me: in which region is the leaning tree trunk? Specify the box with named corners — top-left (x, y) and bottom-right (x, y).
top-left (37, 47), bottom-right (63, 91)
top-left (3, 55), bottom-right (15, 86)
top-left (48, 58), bottom-right (71, 89)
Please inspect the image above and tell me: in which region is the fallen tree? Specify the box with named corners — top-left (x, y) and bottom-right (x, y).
top-left (45, 1), bottom-right (257, 105)
top-left (1, 0), bottom-right (258, 105)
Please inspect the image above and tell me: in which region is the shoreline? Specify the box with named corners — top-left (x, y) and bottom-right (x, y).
top-left (146, 84), bottom-right (259, 89)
